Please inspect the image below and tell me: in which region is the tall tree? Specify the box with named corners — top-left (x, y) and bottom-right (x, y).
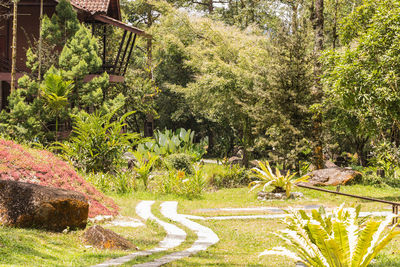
top-left (10, 0), bottom-right (19, 92)
top-left (311, 0), bottom-right (324, 169)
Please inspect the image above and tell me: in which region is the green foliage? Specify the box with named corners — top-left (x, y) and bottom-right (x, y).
top-left (84, 171), bottom-right (136, 194)
top-left (59, 26), bottom-right (102, 80)
top-left (40, 72), bottom-right (73, 137)
top-left (40, 72), bottom-right (73, 114)
top-left (260, 204), bottom-right (400, 267)
top-left (41, 0), bottom-right (80, 46)
top-left (164, 153), bottom-right (193, 174)
top-left (323, 0), bottom-right (400, 165)
top-left (53, 110), bottom-right (139, 173)
top-left (158, 165), bottom-right (205, 198)
top-left (131, 151), bottom-right (159, 189)
top-left (249, 161), bottom-right (308, 197)
top-left (205, 164), bottom-right (250, 189)
top-left (137, 128), bottom-right (208, 160)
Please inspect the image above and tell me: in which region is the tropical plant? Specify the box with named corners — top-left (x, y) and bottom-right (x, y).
top-left (249, 161), bottom-right (308, 197)
top-left (206, 164), bottom-right (250, 189)
top-left (159, 164), bottom-right (205, 198)
top-left (164, 153), bottom-right (194, 174)
top-left (260, 204), bottom-right (400, 267)
top-left (137, 128), bottom-right (208, 161)
top-left (131, 151), bottom-right (159, 190)
top-left (53, 109), bottom-right (139, 172)
top-left (40, 72), bottom-right (73, 138)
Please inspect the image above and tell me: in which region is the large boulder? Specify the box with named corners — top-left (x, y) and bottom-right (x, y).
top-left (0, 139), bottom-right (119, 218)
top-left (83, 225), bottom-right (138, 250)
top-left (302, 167), bottom-right (361, 186)
top-left (0, 180), bottom-right (88, 231)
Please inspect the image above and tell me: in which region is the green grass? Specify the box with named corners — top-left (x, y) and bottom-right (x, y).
top-left (1, 183), bottom-right (400, 266)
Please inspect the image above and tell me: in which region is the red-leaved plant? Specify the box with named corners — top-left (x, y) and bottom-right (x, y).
top-left (0, 139), bottom-right (118, 217)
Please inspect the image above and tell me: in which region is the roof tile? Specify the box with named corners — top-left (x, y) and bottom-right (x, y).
top-left (70, 0), bottom-right (111, 14)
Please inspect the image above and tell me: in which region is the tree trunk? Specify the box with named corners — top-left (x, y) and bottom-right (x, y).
top-left (10, 0), bottom-right (18, 92)
top-left (208, 0), bottom-right (214, 14)
top-left (311, 0), bottom-right (324, 169)
top-left (144, 7), bottom-right (154, 137)
top-left (38, 0), bottom-right (43, 81)
top-left (332, 0), bottom-right (338, 49)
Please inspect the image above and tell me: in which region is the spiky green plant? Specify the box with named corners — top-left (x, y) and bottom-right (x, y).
top-left (260, 204), bottom-right (400, 267)
top-left (249, 161), bottom-right (308, 197)
top-left (131, 151), bottom-right (158, 190)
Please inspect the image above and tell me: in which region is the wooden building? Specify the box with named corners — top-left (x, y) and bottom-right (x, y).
top-left (0, 0), bottom-right (149, 110)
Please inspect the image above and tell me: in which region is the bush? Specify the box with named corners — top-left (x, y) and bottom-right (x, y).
top-left (53, 109), bottom-right (140, 172)
top-left (137, 128), bottom-right (208, 161)
top-left (84, 171), bottom-right (136, 194)
top-left (164, 153), bottom-right (194, 174)
top-left (205, 164), bottom-right (251, 189)
top-left (158, 165), bottom-right (205, 199)
top-left (359, 166), bottom-right (400, 188)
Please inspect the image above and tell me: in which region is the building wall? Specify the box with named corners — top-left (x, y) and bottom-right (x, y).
top-left (1, 0), bottom-right (56, 72)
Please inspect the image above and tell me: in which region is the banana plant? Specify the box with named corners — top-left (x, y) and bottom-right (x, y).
top-left (260, 204), bottom-right (400, 267)
top-left (249, 161), bottom-right (309, 197)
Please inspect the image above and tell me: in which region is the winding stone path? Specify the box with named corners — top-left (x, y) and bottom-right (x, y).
top-left (131, 201), bottom-right (219, 267)
top-left (91, 201), bottom-right (187, 267)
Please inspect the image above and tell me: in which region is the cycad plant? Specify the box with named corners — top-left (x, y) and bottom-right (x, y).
top-left (260, 204), bottom-right (400, 267)
top-left (249, 161), bottom-right (308, 197)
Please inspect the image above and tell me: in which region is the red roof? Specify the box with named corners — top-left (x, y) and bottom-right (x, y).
top-left (70, 0), bottom-right (110, 14)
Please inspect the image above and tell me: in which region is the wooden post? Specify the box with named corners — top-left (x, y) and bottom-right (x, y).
top-left (10, 0), bottom-right (18, 92)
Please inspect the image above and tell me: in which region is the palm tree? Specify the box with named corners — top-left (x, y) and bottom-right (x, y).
top-left (40, 73), bottom-right (73, 140)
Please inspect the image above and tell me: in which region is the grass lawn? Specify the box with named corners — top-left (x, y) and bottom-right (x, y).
top-left (0, 184), bottom-right (400, 266)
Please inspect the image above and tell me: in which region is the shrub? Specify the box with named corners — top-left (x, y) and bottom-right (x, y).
top-left (84, 171), bottom-right (136, 194)
top-left (53, 109), bottom-right (140, 172)
top-left (0, 139), bottom-right (118, 217)
top-left (249, 161), bottom-right (308, 197)
top-left (205, 164), bottom-right (250, 189)
top-left (158, 165), bottom-right (205, 198)
top-left (137, 128), bottom-right (208, 161)
top-left (164, 153), bottom-right (194, 174)
top-left (131, 151), bottom-right (158, 190)
top-left (260, 204), bottom-right (400, 267)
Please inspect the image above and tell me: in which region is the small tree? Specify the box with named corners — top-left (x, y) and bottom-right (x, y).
top-left (40, 72), bottom-right (73, 139)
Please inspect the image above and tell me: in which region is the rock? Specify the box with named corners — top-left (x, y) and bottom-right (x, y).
top-left (83, 225), bottom-right (138, 250)
top-left (228, 156), bottom-right (243, 166)
top-left (0, 180), bottom-right (88, 231)
top-left (249, 160), bottom-right (260, 168)
top-left (257, 191), bottom-right (304, 201)
top-left (324, 160), bottom-right (338, 168)
top-left (301, 167), bottom-right (362, 186)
